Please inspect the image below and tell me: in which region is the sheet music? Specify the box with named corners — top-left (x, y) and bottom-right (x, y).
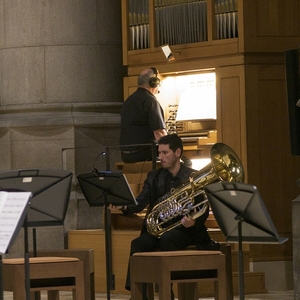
top-left (0, 191), bottom-right (31, 254)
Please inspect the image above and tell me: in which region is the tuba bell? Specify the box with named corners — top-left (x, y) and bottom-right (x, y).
top-left (146, 142), bottom-right (245, 236)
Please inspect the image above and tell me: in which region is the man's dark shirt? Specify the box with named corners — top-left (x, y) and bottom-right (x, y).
top-left (124, 164), bottom-right (211, 247)
top-left (119, 87), bottom-right (166, 150)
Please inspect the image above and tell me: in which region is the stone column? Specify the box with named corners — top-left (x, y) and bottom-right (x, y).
top-left (0, 0), bottom-right (124, 256)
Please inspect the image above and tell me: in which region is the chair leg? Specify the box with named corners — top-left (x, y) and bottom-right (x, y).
top-left (13, 286), bottom-right (26, 300)
top-left (90, 273), bottom-right (96, 300)
top-left (177, 282), bottom-right (198, 300)
top-left (147, 283), bottom-right (155, 300)
top-left (220, 244), bottom-right (234, 300)
top-left (72, 289), bottom-right (76, 300)
top-left (214, 280), bottom-right (219, 300)
top-left (48, 290), bottom-right (59, 300)
top-left (30, 292), bottom-right (41, 300)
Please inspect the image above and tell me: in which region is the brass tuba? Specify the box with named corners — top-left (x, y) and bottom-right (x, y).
top-left (146, 143), bottom-right (245, 236)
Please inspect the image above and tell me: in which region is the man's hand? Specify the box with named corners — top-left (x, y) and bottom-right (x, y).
top-left (181, 216), bottom-right (195, 228)
top-left (108, 204), bottom-right (126, 211)
top-left (153, 128), bottom-right (167, 141)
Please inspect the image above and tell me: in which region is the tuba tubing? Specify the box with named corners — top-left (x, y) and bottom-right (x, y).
top-left (146, 142), bottom-right (245, 237)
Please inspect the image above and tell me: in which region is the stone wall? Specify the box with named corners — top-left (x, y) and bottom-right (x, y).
top-left (0, 0), bottom-right (124, 257)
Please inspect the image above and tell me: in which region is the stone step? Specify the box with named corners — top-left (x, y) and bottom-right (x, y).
top-left (208, 229), bottom-right (253, 273)
top-left (232, 271), bottom-right (267, 295)
top-left (195, 271), bottom-right (267, 297)
top-left (231, 249), bottom-right (250, 272)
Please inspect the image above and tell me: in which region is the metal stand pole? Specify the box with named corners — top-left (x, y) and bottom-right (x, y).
top-left (24, 218), bottom-right (31, 300)
top-left (237, 220), bottom-right (245, 300)
top-left (0, 255), bottom-right (3, 300)
top-left (104, 193), bottom-right (115, 300)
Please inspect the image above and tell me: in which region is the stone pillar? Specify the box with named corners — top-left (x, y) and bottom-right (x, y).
top-left (0, 0), bottom-right (124, 256)
top-left (0, 0), bottom-right (123, 107)
top-left (293, 189), bottom-right (300, 300)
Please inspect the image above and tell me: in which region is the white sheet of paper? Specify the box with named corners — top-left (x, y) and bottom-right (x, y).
top-left (0, 191), bottom-right (31, 254)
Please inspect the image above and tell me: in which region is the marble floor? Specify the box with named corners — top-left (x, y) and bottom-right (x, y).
top-left (3, 290), bottom-right (295, 299)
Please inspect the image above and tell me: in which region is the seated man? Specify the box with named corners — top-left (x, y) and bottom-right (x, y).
top-left (110, 134), bottom-right (219, 300)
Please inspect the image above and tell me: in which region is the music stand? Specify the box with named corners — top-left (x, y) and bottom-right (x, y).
top-left (0, 169), bottom-right (73, 300)
top-left (77, 170), bottom-right (137, 300)
top-left (204, 182), bottom-right (288, 300)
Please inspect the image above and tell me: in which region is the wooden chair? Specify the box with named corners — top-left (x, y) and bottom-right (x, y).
top-left (144, 243), bottom-right (233, 300)
top-left (31, 248), bottom-right (95, 300)
top-left (131, 250), bottom-right (227, 300)
top-left (2, 256), bottom-right (85, 300)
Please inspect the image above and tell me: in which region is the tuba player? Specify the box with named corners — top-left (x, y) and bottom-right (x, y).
top-left (109, 133), bottom-right (219, 300)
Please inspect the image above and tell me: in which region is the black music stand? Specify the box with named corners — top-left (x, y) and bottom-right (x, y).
top-left (204, 182), bottom-right (288, 300)
top-left (0, 169), bottom-right (73, 300)
top-left (77, 170), bottom-right (137, 300)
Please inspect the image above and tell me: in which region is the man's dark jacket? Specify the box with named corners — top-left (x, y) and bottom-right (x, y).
top-left (124, 164), bottom-right (219, 250)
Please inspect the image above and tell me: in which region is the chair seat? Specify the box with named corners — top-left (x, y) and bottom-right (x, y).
top-left (133, 250), bottom-right (222, 257)
top-left (2, 256), bottom-right (85, 300)
top-left (130, 250), bottom-right (227, 300)
top-left (33, 248), bottom-right (95, 300)
top-left (144, 243), bottom-right (233, 300)
top-left (3, 256), bottom-right (79, 264)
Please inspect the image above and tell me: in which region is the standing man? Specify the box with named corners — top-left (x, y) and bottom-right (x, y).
top-left (119, 67), bottom-right (168, 163)
top-left (110, 134), bottom-right (219, 299)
